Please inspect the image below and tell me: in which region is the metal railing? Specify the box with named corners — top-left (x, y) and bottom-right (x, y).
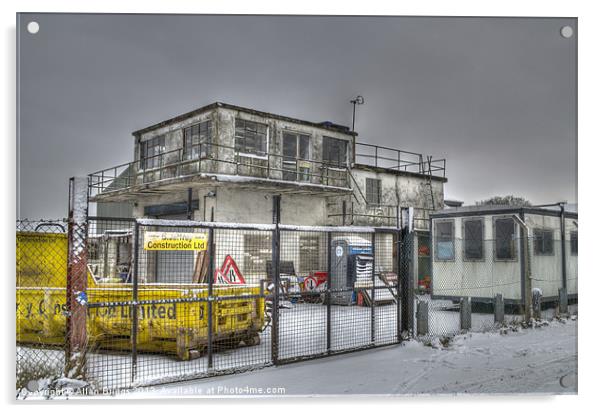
top-left (354, 142), bottom-right (446, 177)
top-left (88, 142), bottom-right (352, 198)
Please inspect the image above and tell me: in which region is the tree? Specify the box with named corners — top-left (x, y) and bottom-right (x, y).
top-left (477, 195), bottom-right (531, 207)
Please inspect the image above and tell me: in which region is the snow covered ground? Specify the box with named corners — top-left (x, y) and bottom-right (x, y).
top-left (109, 317), bottom-right (577, 397)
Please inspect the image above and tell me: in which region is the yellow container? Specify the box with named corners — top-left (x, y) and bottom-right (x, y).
top-left (16, 231), bottom-right (266, 360)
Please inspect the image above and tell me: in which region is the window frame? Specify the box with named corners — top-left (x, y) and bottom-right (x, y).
top-left (433, 219), bottom-right (455, 262)
top-left (322, 136), bottom-right (348, 167)
top-left (570, 231), bottom-right (578, 255)
top-left (462, 217), bottom-right (485, 262)
top-left (234, 118), bottom-right (269, 157)
top-left (243, 233), bottom-right (272, 275)
top-left (533, 228), bottom-right (555, 256)
top-left (182, 120), bottom-right (212, 160)
top-left (139, 134), bottom-right (166, 170)
top-left (299, 235), bottom-right (320, 273)
top-left (493, 216), bottom-right (518, 262)
top-left (282, 131), bottom-right (312, 182)
top-left (365, 178), bottom-right (382, 206)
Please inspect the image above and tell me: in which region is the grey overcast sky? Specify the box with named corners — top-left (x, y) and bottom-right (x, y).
top-left (17, 14), bottom-right (577, 219)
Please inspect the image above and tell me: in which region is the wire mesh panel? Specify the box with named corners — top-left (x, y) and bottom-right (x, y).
top-left (85, 217), bottom-right (136, 390)
top-left (16, 219), bottom-right (69, 391)
top-left (373, 230), bottom-right (400, 346)
top-left (277, 230), bottom-right (328, 361)
top-left (329, 231), bottom-right (374, 352)
top-left (211, 228), bottom-right (271, 372)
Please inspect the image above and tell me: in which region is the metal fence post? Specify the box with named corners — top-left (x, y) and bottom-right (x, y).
top-left (460, 297), bottom-right (471, 331)
top-left (326, 231), bottom-right (332, 353)
top-left (131, 221), bottom-right (140, 383)
top-left (494, 294), bottom-right (504, 324)
top-left (65, 177), bottom-right (89, 378)
top-left (271, 195), bottom-right (281, 365)
top-left (396, 229), bottom-right (403, 342)
top-left (416, 301), bottom-right (428, 336)
top-left (559, 287), bottom-right (568, 315)
top-left (207, 209), bottom-right (215, 369)
top-left (370, 232), bottom-right (376, 344)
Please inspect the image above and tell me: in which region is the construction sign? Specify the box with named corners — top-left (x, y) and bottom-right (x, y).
top-left (144, 231), bottom-right (208, 251)
top-left (214, 255), bottom-right (246, 285)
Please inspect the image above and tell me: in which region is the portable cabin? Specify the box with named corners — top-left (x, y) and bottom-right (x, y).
top-left (430, 205), bottom-right (577, 305)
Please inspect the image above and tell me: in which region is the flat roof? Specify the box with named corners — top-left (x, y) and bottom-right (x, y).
top-left (132, 102), bottom-right (357, 137)
top-left (431, 204), bottom-right (578, 219)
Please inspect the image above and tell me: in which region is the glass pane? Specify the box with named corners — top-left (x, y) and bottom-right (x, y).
top-left (299, 135), bottom-right (310, 159)
top-left (283, 133), bottom-right (297, 160)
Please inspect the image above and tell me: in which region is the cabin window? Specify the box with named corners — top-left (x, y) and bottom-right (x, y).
top-left (570, 231), bottom-right (578, 255)
top-left (299, 235), bottom-right (320, 273)
top-left (140, 135), bottom-right (166, 170)
top-left (235, 119), bottom-right (268, 156)
top-left (283, 132), bottom-right (311, 181)
top-left (463, 219), bottom-right (484, 260)
top-left (183, 121), bottom-right (212, 160)
top-left (533, 228), bottom-right (554, 255)
top-left (243, 233), bottom-right (272, 275)
top-left (366, 178), bottom-right (382, 206)
top-left (434, 220), bottom-right (454, 260)
top-left (494, 217), bottom-right (516, 260)
top-left (322, 136), bottom-right (348, 167)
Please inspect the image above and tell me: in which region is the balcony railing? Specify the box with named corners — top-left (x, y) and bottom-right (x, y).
top-left (354, 142), bottom-right (446, 177)
top-left (88, 142), bottom-right (351, 199)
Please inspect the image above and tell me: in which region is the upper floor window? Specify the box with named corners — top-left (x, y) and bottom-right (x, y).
top-left (235, 119), bottom-right (268, 156)
top-left (323, 136), bottom-right (348, 167)
top-left (140, 135), bottom-right (165, 170)
top-left (570, 231), bottom-right (578, 255)
top-left (183, 121), bottom-right (212, 160)
top-left (463, 218), bottom-right (484, 260)
top-left (533, 228), bottom-right (554, 256)
top-left (365, 178), bottom-right (381, 205)
top-left (283, 132), bottom-right (311, 181)
top-left (434, 220), bottom-right (454, 260)
top-left (494, 217), bottom-right (516, 260)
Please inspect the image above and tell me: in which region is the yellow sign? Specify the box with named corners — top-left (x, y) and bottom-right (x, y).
top-left (144, 231), bottom-right (208, 251)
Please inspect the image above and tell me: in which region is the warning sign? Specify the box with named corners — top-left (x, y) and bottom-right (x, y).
top-left (143, 231), bottom-right (208, 251)
top-left (214, 255), bottom-right (246, 285)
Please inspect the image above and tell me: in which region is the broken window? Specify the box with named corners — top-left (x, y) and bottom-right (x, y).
top-left (365, 178), bottom-right (382, 205)
top-left (140, 135), bottom-right (165, 170)
top-left (533, 228), bottom-right (554, 255)
top-left (434, 220), bottom-right (454, 260)
top-left (299, 235), bottom-right (320, 273)
top-left (463, 219), bottom-right (484, 260)
top-left (322, 136), bottom-right (348, 167)
top-left (243, 233), bottom-right (272, 275)
top-left (570, 231), bottom-right (578, 255)
top-left (494, 217), bottom-right (516, 260)
top-left (183, 121), bottom-right (212, 160)
top-left (283, 132), bottom-right (311, 181)
top-left (235, 119), bottom-right (268, 156)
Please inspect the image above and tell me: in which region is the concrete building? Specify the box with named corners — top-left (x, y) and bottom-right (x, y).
top-left (430, 205), bottom-right (578, 304)
top-left (87, 102), bottom-right (447, 283)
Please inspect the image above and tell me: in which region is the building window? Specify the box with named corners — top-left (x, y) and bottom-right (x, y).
top-left (283, 132), bottom-right (311, 181)
top-left (570, 231), bottom-right (578, 255)
top-left (140, 135), bottom-right (166, 170)
top-left (322, 136), bottom-right (348, 167)
top-left (365, 178), bottom-right (382, 205)
top-left (494, 217), bottom-right (516, 260)
top-left (533, 228), bottom-right (554, 255)
top-left (434, 220), bottom-right (454, 260)
top-left (463, 219), bottom-right (484, 260)
top-left (243, 233), bottom-right (272, 275)
top-left (299, 235), bottom-right (320, 273)
top-left (235, 119), bottom-right (268, 156)
top-left (183, 121), bottom-right (212, 160)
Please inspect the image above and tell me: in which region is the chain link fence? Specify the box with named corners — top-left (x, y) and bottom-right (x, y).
top-left (16, 219), bottom-right (69, 391)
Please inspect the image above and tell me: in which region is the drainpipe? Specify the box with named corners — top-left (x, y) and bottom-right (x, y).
top-left (513, 214), bottom-right (532, 320)
top-left (560, 204), bottom-right (567, 290)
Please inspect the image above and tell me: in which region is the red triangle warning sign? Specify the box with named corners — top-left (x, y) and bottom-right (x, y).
top-left (214, 255), bottom-right (246, 285)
